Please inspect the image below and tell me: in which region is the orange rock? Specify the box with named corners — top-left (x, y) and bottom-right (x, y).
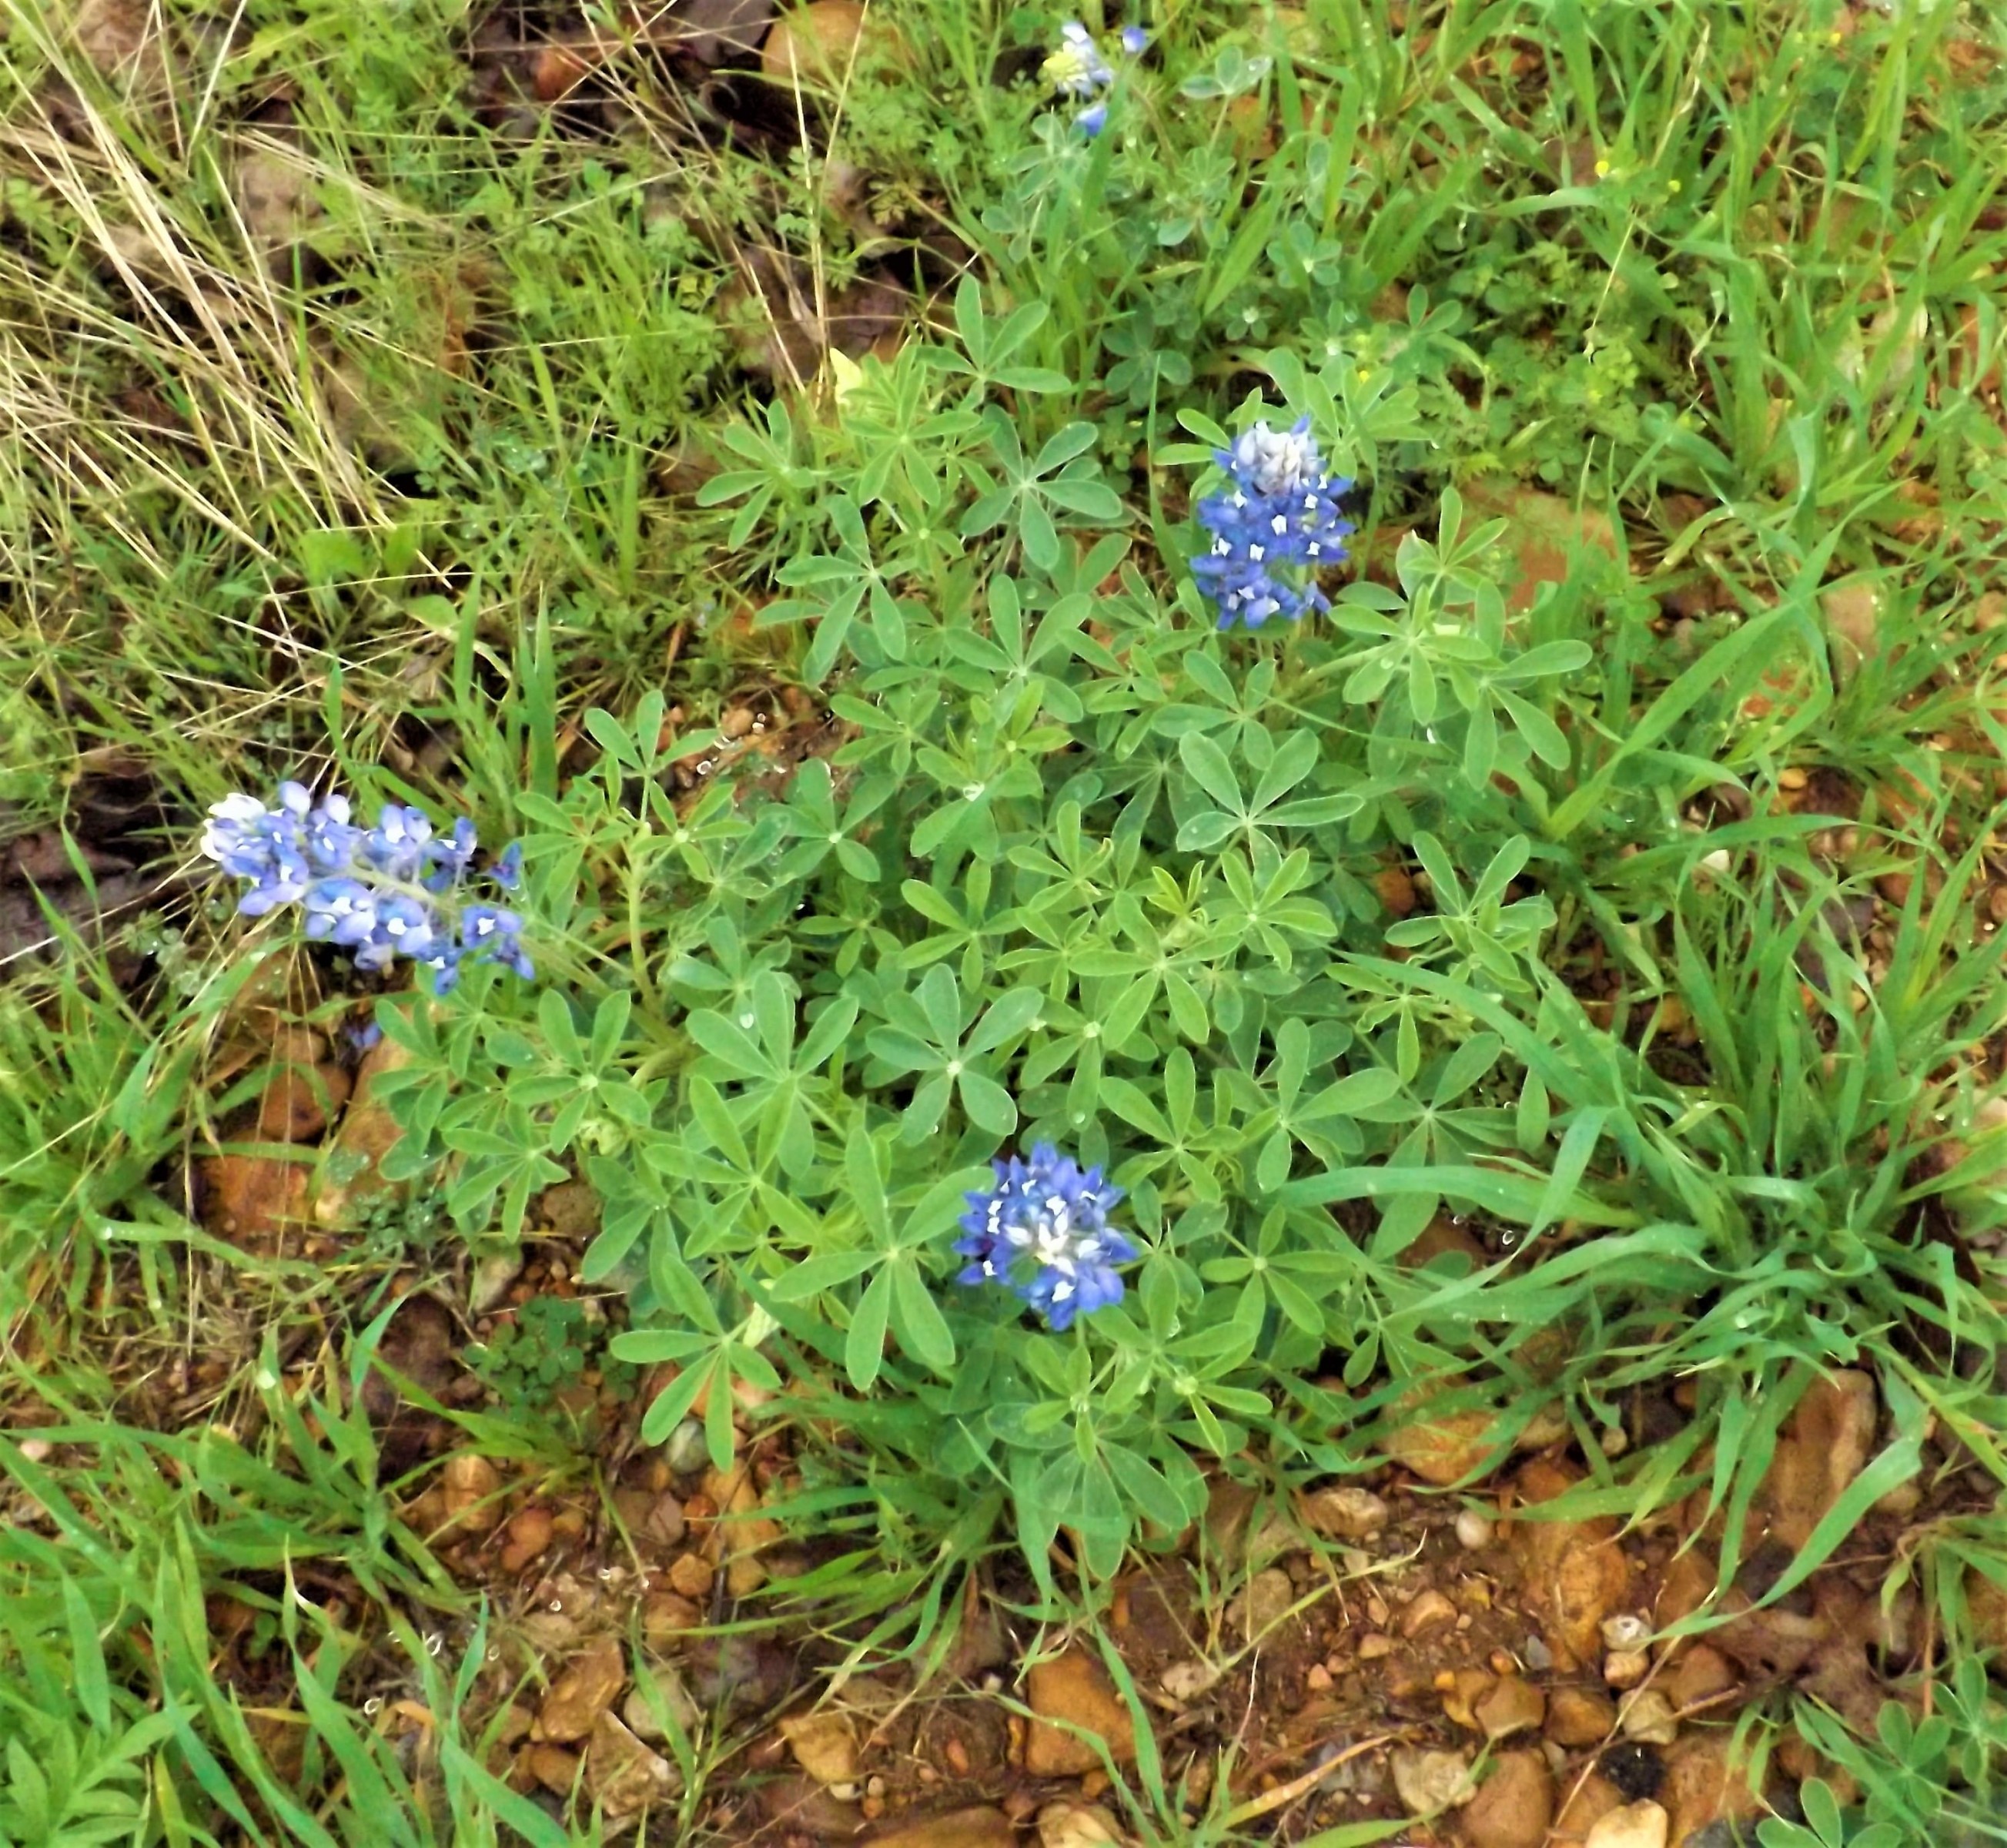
top-left (778, 1710), bottom-right (857, 1784)
top-left (1440, 1666), bottom-right (1497, 1728)
top-left (1758, 1371), bottom-right (1878, 1551)
top-left (524, 1743), bottom-right (581, 1794)
top-left (441, 1453), bottom-right (504, 1534)
top-left (1400, 1217), bottom-right (1490, 1273)
top-left (1666, 1643), bottom-right (1737, 1710)
top-left (1461, 482), bottom-right (1621, 615)
top-left (1385, 1391), bottom-right (1499, 1486)
top-left (706, 1468), bottom-right (782, 1598)
top-left (1474, 1675), bottom-right (1547, 1740)
top-left (534, 44), bottom-right (594, 100)
top-left (1508, 1460), bottom-right (1630, 1671)
top-left (312, 1033), bottom-right (416, 1229)
top-left (1821, 584), bottom-right (1882, 681)
top-left (1022, 1649), bottom-right (1138, 1776)
top-left (1654, 1547), bottom-right (1718, 1628)
top-left (1225, 92), bottom-right (1278, 161)
top-left (539, 1179), bottom-right (601, 1240)
top-left (256, 1060), bottom-right (352, 1143)
top-left (1552, 1770), bottom-right (1625, 1841)
top-left (586, 1710), bottom-right (679, 1816)
top-left (863, 1809), bottom-right (1016, 1848)
top-left (761, 1), bottom-right (901, 86)
top-left (667, 1552), bottom-right (714, 1600)
top-left (199, 1153), bottom-right (310, 1247)
top-left (1544, 1686), bottom-right (1616, 1749)
top-left (538, 1637), bottom-right (628, 1744)
top-left (1660, 1732), bottom-right (1762, 1846)
top-left (1461, 1749), bottom-right (1554, 1848)
top-left (501, 1506), bottom-right (555, 1574)
top-left (641, 1592), bottom-right (701, 1639)
top-left (1375, 863), bottom-right (1417, 916)
top-left (72, 0), bottom-right (172, 88)
top-left (1400, 1589), bottom-right (1460, 1639)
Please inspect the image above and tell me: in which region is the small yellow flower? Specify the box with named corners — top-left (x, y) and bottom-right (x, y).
top-left (1356, 367), bottom-right (1372, 382)
top-left (1043, 45), bottom-right (1096, 91)
top-left (1667, 178), bottom-right (1682, 194)
top-left (825, 350), bottom-right (865, 406)
top-left (1594, 158), bottom-right (1611, 179)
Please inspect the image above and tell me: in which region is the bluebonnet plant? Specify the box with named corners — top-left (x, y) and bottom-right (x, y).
top-left (955, 1143), bottom-right (1135, 1331)
top-left (202, 781), bottom-right (532, 995)
top-left (1042, 20), bottom-right (1146, 137)
top-left (1189, 417), bottom-right (1353, 629)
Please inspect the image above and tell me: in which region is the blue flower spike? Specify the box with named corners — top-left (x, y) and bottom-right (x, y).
top-left (1044, 18), bottom-right (1145, 136)
top-left (202, 783), bottom-right (533, 996)
top-left (955, 1143), bottom-right (1136, 1331)
top-left (1189, 416), bottom-right (1354, 630)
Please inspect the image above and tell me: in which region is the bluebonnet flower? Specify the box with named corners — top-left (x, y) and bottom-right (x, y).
top-left (459, 903), bottom-right (534, 980)
top-left (1189, 416), bottom-right (1354, 630)
top-left (202, 781), bottom-right (533, 996)
top-left (955, 1143), bottom-right (1135, 1331)
top-left (199, 789), bottom-right (311, 912)
top-left (1042, 19), bottom-right (1145, 137)
top-left (361, 805), bottom-right (433, 882)
top-left (1042, 21), bottom-right (1112, 99)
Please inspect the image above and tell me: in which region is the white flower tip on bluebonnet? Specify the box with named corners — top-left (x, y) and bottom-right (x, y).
top-left (1043, 19), bottom-right (1114, 98)
top-left (200, 792), bottom-right (269, 862)
top-left (1230, 418), bottom-right (1324, 497)
top-left (1187, 410), bottom-right (1354, 631)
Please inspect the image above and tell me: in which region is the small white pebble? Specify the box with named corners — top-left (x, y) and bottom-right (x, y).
top-left (1602, 1613), bottom-right (1651, 1652)
top-left (1621, 1689), bottom-right (1679, 1744)
top-left (1455, 1508), bottom-right (1495, 1550)
top-left (1600, 1424), bottom-right (1630, 1458)
top-left (18, 1438), bottom-right (52, 1464)
top-left (1604, 1648), bottom-right (1651, 1689)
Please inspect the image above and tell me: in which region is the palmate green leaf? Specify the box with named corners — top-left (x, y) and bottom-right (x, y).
top-left (688, 1074), bottom-right (752, 1169)
top-left (1178, 729), bottom-right (1242, 810)
top-left (845, 1122), bottom-right (891, 1240)
top-left (1175, 809), bottom-right (1236, 852)
top-left (890, 1262), bottom-right (956, 1373)
top-left (847, 1270), bottom-right (895, 1390)
top-left (958, 1070), bottom-right (1018, 1136)
top-left (1020, 495), bottom-right (1060, 570)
